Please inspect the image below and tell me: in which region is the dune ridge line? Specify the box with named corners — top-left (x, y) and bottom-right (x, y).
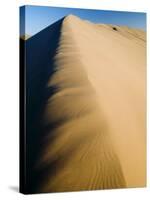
top-left (36, 15), bottom-right (127, 192)
top-left (25, 14), bottom-right (146, 193)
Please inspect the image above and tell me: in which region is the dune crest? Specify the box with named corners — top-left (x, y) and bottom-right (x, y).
top-left (37, 15), bottom-right (127, 192)
top-left (25, 15), bottom-right (146, 193)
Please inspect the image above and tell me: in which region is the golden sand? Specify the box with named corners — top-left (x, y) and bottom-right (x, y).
top-left (36, 15), bottom-right (146, 192)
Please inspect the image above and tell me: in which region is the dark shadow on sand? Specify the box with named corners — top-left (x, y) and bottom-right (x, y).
top-left (20, 18), bottom-right (65, 194)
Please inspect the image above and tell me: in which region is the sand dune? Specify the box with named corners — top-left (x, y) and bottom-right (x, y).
top-left (20, 34), bottom-right (31, 40)
top-left (25, 15), bottom-right (146, 193)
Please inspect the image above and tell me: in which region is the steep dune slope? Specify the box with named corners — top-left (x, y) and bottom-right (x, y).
top-left (25, 15), bottom-right (146, 193)
top-left (62, 15), bottom-right (146, 188)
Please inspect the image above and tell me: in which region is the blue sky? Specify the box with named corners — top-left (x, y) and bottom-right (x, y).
top-left (20, 5), bottom-right (146, 36)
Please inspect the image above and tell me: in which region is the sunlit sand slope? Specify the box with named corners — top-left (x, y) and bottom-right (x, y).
top-left (25, 15), bottom-right (146, 193)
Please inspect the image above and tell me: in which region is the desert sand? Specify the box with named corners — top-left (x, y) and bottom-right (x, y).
top-left (25, 15), bottom-right (146, 193)
top-left (20, 34), bottom-right (30, 40)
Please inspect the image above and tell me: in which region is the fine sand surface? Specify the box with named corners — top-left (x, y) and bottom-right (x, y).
top-left (25, 15), bottom-right (146, 193)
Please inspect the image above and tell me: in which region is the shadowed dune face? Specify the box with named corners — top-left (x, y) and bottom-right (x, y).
top-left (24, 15), bottom-right (146, 193)
top-left (25, 18), bottom-right (64, 193)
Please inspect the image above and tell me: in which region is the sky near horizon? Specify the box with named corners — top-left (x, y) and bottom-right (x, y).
top-left (20, 5), bottom-right (146, 36)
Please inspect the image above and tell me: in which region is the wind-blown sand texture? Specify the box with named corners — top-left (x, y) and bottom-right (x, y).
top-left (24, 15), bottom-right (146, 193)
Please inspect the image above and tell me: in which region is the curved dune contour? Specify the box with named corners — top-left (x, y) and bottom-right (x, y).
top-left (25, 15), bottom-right (146, 193)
